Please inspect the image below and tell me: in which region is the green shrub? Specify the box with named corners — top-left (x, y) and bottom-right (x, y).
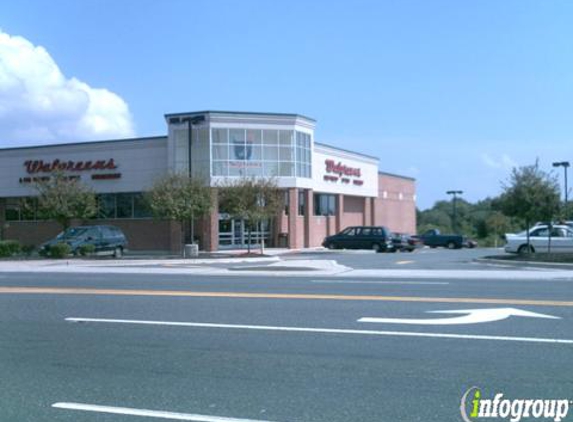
top-left (21, 245), bottom-right (36, 257)
top-left (0, 240), bottom-right (21, 257)
top-left (78, 244), bottom-right (96, 256)
top-left (48, 242), bottom-right (72, 259)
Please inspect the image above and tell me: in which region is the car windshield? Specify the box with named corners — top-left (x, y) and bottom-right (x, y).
top-left (56, 228), bottom-right (88, 239)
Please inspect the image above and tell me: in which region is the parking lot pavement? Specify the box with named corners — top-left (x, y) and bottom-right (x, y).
top-left (283, 247), bottom-right (529, 270)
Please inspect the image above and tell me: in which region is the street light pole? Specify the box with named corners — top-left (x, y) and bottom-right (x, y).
top-left (180, 115), bottom-right (206, 244)
top-left (553, 161), bottom-right (570, 218)
top-left (446, 190), bottom-right (463, 233)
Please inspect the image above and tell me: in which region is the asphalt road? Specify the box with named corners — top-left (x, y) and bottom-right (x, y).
top-left (2, 254), bottom-right (573, 422)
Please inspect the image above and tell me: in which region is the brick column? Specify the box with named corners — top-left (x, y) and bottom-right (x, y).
top-left (363, 197), bottom-right (372, 226)
top-left (304, 189), bottom-right (313, 247)
top-left (202, 188), bottom-right (219, 252)
top-left (335, 194), bottom-right (344, 233)
top-left (287, 188), bottom-right (298, 249)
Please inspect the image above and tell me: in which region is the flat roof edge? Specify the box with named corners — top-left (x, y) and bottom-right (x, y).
top-left (0, 135), bottom-right (168, 152)
top-left (378, 171), bottom-right (416, 181)
top-left (314, 141), bottom-right (379, 161)
top-left (164, 110), bottom-right (316, 123)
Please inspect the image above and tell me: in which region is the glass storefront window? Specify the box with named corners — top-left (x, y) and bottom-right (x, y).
top-left (279, 147), bottom-right (292, 161)
top-left (263, 162), bottom-right (279, 177)
top-left (263, 130), bottom-right (278, 145)
top-left (249, 143), bottom-right (262, 160)
top-left (247, 129), bottom-right (262, 144)
top-left (279, 162), bottom-right (294, 177)
top-left (98, 194), bottom-right (116, 219)
top-left (211, 128), bottom-right (311, 179)
top-left (213, 161), bottom-right (227, 176)
top-left (212, 128), bottom-right (228, 144)
top-left (314, 193), bottom-right (336, 216)
top-left (298, 191), bottom-right (306, 216)
top-left (230, 129), bottom-right (245, 144)
top-left (5, 207), bottom-right (19, 221)
top-left (212, 144), bottom-right (228, 160)
top-left (263, 145), bottom-right (279, 161)
top-left (229, 162), bottom-right (245, 176)
top-left (133, 193), bottom-right (152, 218)
top-left (246, 164), bottom-right (263, 177)
top-left (116, 193), bottom-right (133, 218)
top-left (279, 130), bottom-right (293, 146)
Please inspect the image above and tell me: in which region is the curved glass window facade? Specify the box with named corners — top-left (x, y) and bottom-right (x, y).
top-left (211, 128), bottom-right (311, 178)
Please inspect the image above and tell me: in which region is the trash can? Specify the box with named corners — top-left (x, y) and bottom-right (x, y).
top-left (183, 243), bottom-right (199, 258)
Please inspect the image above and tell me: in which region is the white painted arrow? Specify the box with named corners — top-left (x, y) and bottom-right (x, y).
top-left (358, 308), bottom-right (561, 325)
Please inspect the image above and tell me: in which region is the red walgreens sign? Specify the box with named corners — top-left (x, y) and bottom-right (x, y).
top-left (24, 158), bottom-right (118, 174)
top-left (324, 159), bottom-right (364, 186)
top-left (324, 159), bottom-right (361, 177)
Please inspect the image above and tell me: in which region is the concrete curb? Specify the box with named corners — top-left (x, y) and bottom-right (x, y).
top-left (475, 257), bottom-right (573, 270)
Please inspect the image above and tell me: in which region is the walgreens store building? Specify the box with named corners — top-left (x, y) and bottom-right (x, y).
top-left (0, 111), bottom-right (416, 252)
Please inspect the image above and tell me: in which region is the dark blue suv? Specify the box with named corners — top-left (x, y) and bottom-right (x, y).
top-left (322, 226), bottom-right (395, 253)
top-left (41, 225), bottom-right (128, 257)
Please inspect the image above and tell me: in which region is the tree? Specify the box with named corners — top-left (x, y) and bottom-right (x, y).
top-left (495, 161), bottom-right (561, 252)
top-left (33, 171), bottom-right (97, 230)
top-left (146, 173), bottom-right (213, 251)
top-left (217, 177), bottom-right (283, 254)
top-left (484, 211), bottom-right (511, 247)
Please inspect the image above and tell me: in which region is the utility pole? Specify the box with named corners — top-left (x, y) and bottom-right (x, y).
top-left (446, 190), bottom-right (464, 233)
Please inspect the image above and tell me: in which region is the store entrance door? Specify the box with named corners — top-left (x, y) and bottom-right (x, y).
top-left (218, 215), bottom-right (270, 249)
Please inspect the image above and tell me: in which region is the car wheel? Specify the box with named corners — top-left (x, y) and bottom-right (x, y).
top-left (113, 247), bottom-right (123, 258)
top-left (372, 243), bottom-right (382, 253)
top-left (446, 241), bottom-right (457, 249)
top-left (326, 242), bottom-right (336, 250)
top-left (518, 245), bottom-right (534, 255)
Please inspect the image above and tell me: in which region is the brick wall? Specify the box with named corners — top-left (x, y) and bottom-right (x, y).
top-left (374, 173), bottom-right (417, 234)
top-left (341, 195), bottom-right (365, 229)
top-left (4, 219), bottom-right (174, 251)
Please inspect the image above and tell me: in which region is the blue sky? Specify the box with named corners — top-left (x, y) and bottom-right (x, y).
top-left (1, 0), bottom-right (572, 209)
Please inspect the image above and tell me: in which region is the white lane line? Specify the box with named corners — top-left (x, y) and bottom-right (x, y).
top-left (52, 402), bottom-right (278, 422)
top-left (66, 317), bottom-right (573, 345)
top-left (311, 280), bottom-right (449, 285)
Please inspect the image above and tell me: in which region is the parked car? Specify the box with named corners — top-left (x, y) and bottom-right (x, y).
top-left (416, 229), bottom-right (467, 249)
top-left (465, 238), bottom-right (478, 248)
top-left (322, 226), bottom-right (394, 253)
top-left (40, 225), bottom-right (128, 257)
top-left (391, 233), bottom-right (422, 252)
top-left (504, 224), bottom-right (573, 254)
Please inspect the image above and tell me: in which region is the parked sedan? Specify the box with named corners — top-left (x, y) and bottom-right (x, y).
top-left (322, 226), bottom-right (395, 253)
top-left (391, 233), bottom-right (422, 252)
top-left (504, 224), bottom-right (573, 254)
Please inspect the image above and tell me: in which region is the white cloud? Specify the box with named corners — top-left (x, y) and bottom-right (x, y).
top-left (0, 30), bottom-right (135, 146)
top-left (481, 153), bottom-right (517, 170)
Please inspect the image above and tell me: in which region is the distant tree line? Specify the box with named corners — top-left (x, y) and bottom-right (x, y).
top-left (418, 161), bottom-right (566, 246)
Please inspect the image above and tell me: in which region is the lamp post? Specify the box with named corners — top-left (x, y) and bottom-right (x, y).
top-left (446, 190), bottom-right (463, 233)
top-left (180, 115), bottom-right (205, 245)
top-left (552, 161), bottom-right (570, 217)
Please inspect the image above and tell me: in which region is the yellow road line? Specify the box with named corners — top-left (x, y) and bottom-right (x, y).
top-left (0, 286), bottom-right (572, 307)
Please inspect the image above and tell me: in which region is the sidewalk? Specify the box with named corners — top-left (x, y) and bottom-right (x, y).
top-left (123, 247), bottom-right (321, 260)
